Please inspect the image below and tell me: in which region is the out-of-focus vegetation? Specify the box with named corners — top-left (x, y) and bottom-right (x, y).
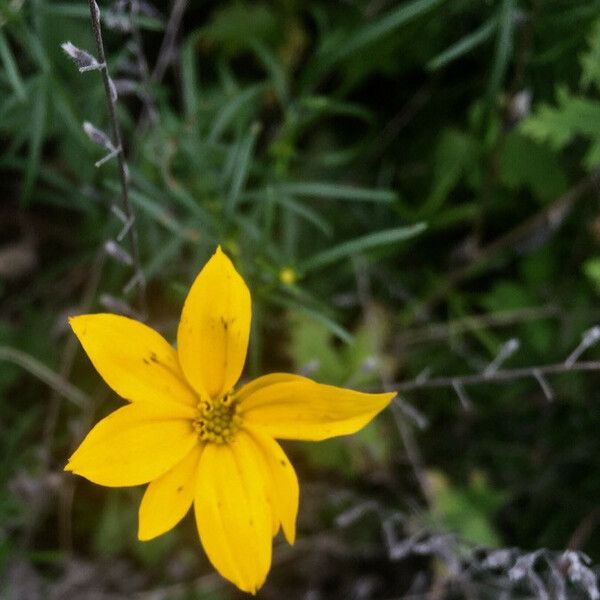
top-left (2, 0), bottom-right (600, 598)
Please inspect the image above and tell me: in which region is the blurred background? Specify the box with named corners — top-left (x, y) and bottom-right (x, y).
top-left (2, 0), bottom-right (600, 598)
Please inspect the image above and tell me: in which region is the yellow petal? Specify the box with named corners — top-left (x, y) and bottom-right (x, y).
top-left (177, 247), bottom-right (251, 400)
top-left (65, 403), bottom-right (197, 487)
top-left (70, 314), bottom-right (198, 409)
top-left (241, 375), bottom-right (396, 441)
top-left (245, 427), bottom-right (299, 545)
top-left (138, 445), bottom-right (202, 541)
top-left (234, 372), bottom-right (302, 404)
top-left (194, 432), bottom-right (272, 594)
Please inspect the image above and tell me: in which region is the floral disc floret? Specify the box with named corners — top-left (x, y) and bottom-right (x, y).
top-left (193, 394), bottom-right (242, 444)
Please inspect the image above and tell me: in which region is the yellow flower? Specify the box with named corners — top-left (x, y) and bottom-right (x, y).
top-left (65, 247), bottom-right (396, 594)
top-left (279, 266), bottom-right (297, 286)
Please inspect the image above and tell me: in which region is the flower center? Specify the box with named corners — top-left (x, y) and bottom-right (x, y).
top-left (193, 394), bottom-right (241, 444)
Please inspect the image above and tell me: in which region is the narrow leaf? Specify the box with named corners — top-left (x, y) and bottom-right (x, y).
top-left (301, 223), bottom-right (426, 272)
top-left (277, 182), bottom-right (397, 203)
top-left (0, 31), bottom-right (26, 100)
top-left (428, 17), bottom-right (498, 71)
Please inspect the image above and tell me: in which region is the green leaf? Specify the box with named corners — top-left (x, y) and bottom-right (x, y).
top-left (288, 313), bottom-right (347, 384)
top-left (226, 124), bottom-right (260, 217)
top-left (208, 84), bottom-right (266, 142)
top-left (301, 224), bottom-right (426, 272)
top-left (22, 76), bottom-right (48, 204)
top-left (499, 131), bottom-right (567, 202)
top-left (584, 257), bottom-right (600, 294)
top-left (521, 86), bottom-right (600, 152)
top-left (300, 96), bottom-right (373, 122)
top-left (181, 33), bottom-right (201, 117)
top-left (420, 128), bottom-right (480, 216)
top-left (428, 16), bottom-right (498, 71)
top-left (580, 18), bottom-right (600, 92)
top-left (428, 470), bottom-right (506, 547)
top-left (328, 0), bottom-right (444, 66)
top-left (0, 31), bottom-right (25, 101)
top-left (251, 40), bottom-right (288, 104)
top-left (480, 280), bottom-right (535, 313)
top-left (482, 0), bottom-right (514, 126)
top-left (275, 182), bottom-right (397, 203)
top-left (272, 195), bottom-right (333, 237)
top-left (271, 294), bottom-right (352, 344)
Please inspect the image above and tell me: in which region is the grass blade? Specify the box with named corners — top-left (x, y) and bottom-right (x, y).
top-left (428, 16), bottom-right (498, 71)
top-left (276, 182), bottom-right (397, 203)
top-left (0, 346), bottom-right (89, 408)
top-left (270, 295), bottom-right (353, 344)
top-left (209, 84), bottom-right (266, 142)
top-left (23, 76), bottom-right (48, 204)
top-left (226, 124), bottom-right (260, 217)
top-left (0, 31), bottom-right (26, 101)
top-left (301, 223), bottom-right (426, 272)
top-left (317, 0), bottom-right (443, 76)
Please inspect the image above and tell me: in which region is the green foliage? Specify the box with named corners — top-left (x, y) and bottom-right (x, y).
top-left (583, 257), bottom-right (600, 294)
top-left (499, 131), bottom-right (567, 202)
top-left (428, 471), bottom-right (506, 547)
top-left (521, 18), bottom-right (600, 170)
top-left (521, 87), bottom-right (600, 169)
top-left (580, 18), bottom-right (600, 91)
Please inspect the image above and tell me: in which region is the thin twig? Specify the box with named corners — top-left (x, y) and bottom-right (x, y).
top-left (352, 256), bottom-right (434, 506)
top-left (567, 506), bottom-right (600, 551)
top-left (393, 360), bottom-right (600, 393)
top-left (508, 0), bottom-right (542, 96)
top-left (128, 0), bottom-right (159, 124)
top-left (151, 0), bottom-right (188, 84)
top-left (391, 402), bottom-right (435, 506)
top-left (87, 0), bottom-right (147, 316)
top-left (133, 0), bottom-right (188, 143)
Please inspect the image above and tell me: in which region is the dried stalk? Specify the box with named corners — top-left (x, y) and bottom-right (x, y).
top-left (87, 0), bottom-right (147, 316)
top-left (394, 360), bottom-right (600, 394)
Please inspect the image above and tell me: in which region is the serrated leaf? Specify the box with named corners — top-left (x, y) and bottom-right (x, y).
top-left (521, 87), bottom-right (600, 151)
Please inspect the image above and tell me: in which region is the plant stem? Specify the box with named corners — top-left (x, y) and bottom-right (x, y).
top-left (87, 0), bottom-right (147, 316)
top-left (394, 360), bottom-right (600, 393)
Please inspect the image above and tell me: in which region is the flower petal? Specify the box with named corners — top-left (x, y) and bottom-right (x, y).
top-left (177, 247), bottom-right (251, 400)
top-left (138, 445), bottom-right (202, 541)
top-left (234, 372), bottom-right (302, 403)
top-left (65, 403), bottom-right (197, 487)
top-left (194, 432), bottom-right (272, 594)
top-left (241, 375), bottom-right (396, 441)
top-left (70, 314), bottom-right (198, 409)
top-left (246, 427), bottom-right (299, 545)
